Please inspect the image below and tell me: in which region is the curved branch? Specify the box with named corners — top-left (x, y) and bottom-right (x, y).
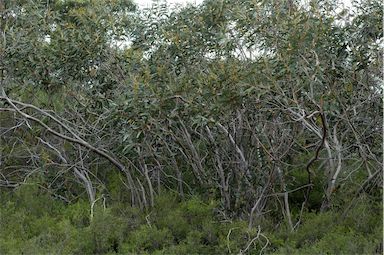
top-left (303, 110), bottom-right (327, 207)
top-left (0, 94), bottom-right (128, 174)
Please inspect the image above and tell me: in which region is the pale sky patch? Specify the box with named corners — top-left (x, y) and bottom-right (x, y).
top-left (135, 0), bottom-right (353, 9)
top-left (135, 0), bottom-right (204, 9)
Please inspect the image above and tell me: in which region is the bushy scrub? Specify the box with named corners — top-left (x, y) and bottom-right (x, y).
top-left (0, 185), bottom-right (382, 254)
top-left (270, 199), bottom-right (383, 255)
top-left (123, 225), bottom-right (173, 253)
top-left (64, 199), bottom-right (90, 227)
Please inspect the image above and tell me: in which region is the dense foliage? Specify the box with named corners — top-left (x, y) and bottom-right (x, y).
top-left (0, 0), bottom-right (382, 254)
top-left (0, 186), bottom-right (382, 254)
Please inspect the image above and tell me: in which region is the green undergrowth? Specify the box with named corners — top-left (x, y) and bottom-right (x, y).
top-left (0, 184), bottom-right (382, 254)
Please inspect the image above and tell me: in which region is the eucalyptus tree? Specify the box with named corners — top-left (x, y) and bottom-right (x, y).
top-left (0, 0), bottom-right (382, 230)
top-left (125, 0), bottom-right (382, 224)
top-left (0, 0), bottom-right (142, 205)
